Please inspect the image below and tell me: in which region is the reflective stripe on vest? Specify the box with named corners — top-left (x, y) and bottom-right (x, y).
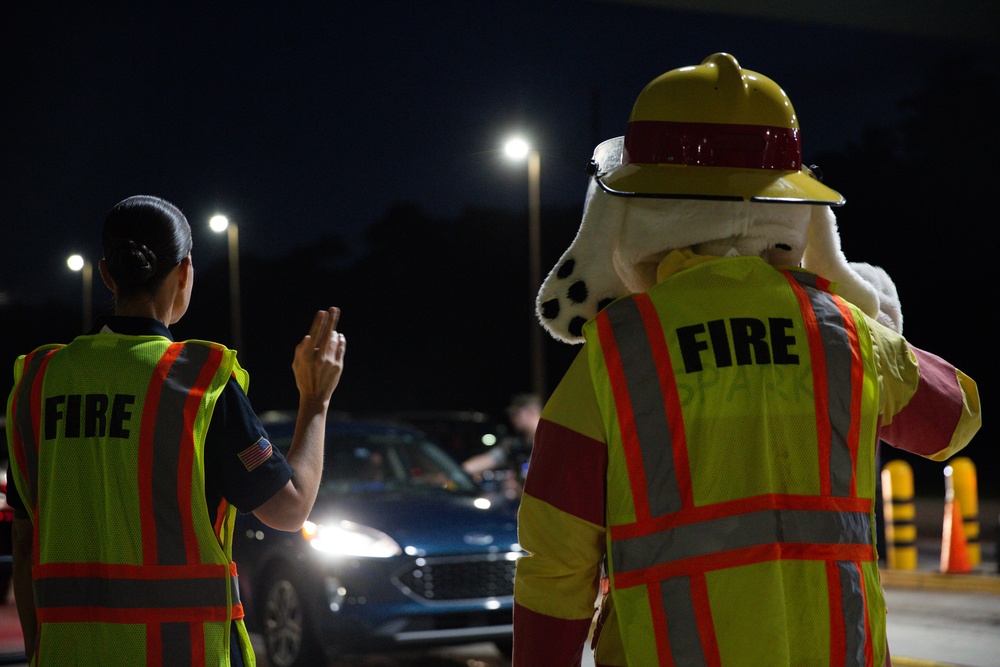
top-left (17, 341), bottom-right (241, 666)
top-left (595, 268), bottom-right (875, 666)
top-left (784, 270), bottom-right (865, 498)
top-left (9, 347), bottom-right (61, 521)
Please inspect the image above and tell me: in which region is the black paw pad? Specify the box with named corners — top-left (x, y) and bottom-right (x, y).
top-left (569, 316), bottom-right (588, 337)
top-left (540, 299), bottom-right (561, 320)
top-left (597, 297), bottom-right (615, 312)
top-left (557, 258), bottom-right (575, 279)
top-left (567, 280), bottom-right (588, 304)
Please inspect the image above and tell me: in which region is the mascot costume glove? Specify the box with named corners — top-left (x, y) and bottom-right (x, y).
top-left (536, 53), bottom-right (903, 344)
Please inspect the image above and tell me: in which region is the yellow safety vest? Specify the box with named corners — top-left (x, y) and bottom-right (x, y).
top-left (585, 257), bottom-right (884, 667)
top-left (6, 334), bottom-right (256, 666)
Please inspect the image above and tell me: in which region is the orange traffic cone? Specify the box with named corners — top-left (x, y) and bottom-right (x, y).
top-left (940, 497), bottom-right (972, 574)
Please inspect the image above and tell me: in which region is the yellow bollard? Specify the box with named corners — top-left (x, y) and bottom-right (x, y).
top-left (881, 460), bottom-right (917, 570)
top-left (949, 457), bottom-right (980, 567)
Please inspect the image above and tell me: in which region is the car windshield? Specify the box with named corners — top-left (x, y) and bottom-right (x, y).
top-left (270, 428), bottom-right (479, 495)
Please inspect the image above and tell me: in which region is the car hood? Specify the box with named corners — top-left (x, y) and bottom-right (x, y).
top-left (309, 489), bottom-right (521, 556)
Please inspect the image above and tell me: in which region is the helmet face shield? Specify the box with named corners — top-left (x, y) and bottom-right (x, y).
top-left (590, 136), bottom-right (625, 175)
top-left (596, 163), bottom-right (845, 205)
top-left (594, 53), bottom-right (845, 206)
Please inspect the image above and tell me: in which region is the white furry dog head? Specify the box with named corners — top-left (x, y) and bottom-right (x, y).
top-left (536, 143), bottom-right (903, 343)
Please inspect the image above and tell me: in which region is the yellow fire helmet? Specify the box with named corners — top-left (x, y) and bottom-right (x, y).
top-left (596, 52), bottom-right (845, 205)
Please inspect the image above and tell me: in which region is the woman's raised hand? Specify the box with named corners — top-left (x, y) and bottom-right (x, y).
top-left (292, 307), bottom-right (346, 408)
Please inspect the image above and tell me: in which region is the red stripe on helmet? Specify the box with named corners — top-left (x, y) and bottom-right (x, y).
top-left (624, 120), bottom-right (801, 170)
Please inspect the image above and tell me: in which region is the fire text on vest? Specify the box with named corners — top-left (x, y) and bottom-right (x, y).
top-left (676, 317), bottom-right (799, 373)
top-left (44, 394), bottom-right (136, 439)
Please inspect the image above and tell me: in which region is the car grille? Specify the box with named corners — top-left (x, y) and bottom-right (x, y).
top-left (394, 553), bottom-right (520, 603)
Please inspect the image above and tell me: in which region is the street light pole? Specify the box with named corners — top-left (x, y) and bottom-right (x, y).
top-left (504, 137), bottom-right (546, 399)
top-left (210, 215), bottom-right (243, 353)
top-left (67, 254), bottom-right (93, 332)
top-left (227, 222), bottom-right (243, 352)
top-left (526, 149), bottom-right (545, 399)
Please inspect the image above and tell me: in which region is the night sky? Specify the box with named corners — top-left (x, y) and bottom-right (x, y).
top-left (3, 2), bottom-right (995, 491)
top-left (4, 1), bottom-right (992, 303)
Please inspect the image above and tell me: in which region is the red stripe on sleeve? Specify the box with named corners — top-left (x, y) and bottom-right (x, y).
top-left (879, 346), bottom-right (964, 457)
top-left (523, 418), bottom-right (607, 527)
top-left (513, 601), bottom-right (592, 666)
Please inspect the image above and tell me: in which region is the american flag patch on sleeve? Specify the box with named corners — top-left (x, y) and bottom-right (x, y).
top-left (238, 437), bottom-right (274, 472)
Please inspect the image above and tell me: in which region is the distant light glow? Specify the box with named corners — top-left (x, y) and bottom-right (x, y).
top-left (67, 255), bottom-right (85, 271)
top-left (209, 214), bottom-right (230, 233)
top-left (474, 497), bottom-right (492, 510)
top-left (504, 137), bottom-right (530, 160)
top-left (481, 433), bottom-right (497, 447)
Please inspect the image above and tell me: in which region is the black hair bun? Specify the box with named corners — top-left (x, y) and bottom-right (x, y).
top-left (109, 239), bottom-right (158, 285)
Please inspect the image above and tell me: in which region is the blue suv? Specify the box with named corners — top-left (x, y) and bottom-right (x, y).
top-left (233, 413), bottom-right (522, 667)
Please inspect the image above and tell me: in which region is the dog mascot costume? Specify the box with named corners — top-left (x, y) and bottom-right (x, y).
top-left (512, 53), bottom-right (980, 667)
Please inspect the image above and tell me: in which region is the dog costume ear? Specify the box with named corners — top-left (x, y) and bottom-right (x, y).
top-left (535, 178), bottom-right (629, 344)
top-left (802, 206), bottom-right (903, 333)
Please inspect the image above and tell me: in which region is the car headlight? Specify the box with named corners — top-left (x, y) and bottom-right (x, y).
top-left (302, 519), bottom-right (403, 558)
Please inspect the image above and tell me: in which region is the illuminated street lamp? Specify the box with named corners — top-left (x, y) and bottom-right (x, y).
top-left (67, 254), bottom-right (93, 332)
top-left (209, 214), bottom-right (243, 352)
top-left (504, 136), bottom-right (545, 398)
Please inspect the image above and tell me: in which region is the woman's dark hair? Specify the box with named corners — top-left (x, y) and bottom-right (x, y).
top-left (102, 195), bottom-right (193, 295)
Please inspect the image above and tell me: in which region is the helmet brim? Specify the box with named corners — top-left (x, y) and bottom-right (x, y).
top-left (597, 163), bottom-right (845, 206)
